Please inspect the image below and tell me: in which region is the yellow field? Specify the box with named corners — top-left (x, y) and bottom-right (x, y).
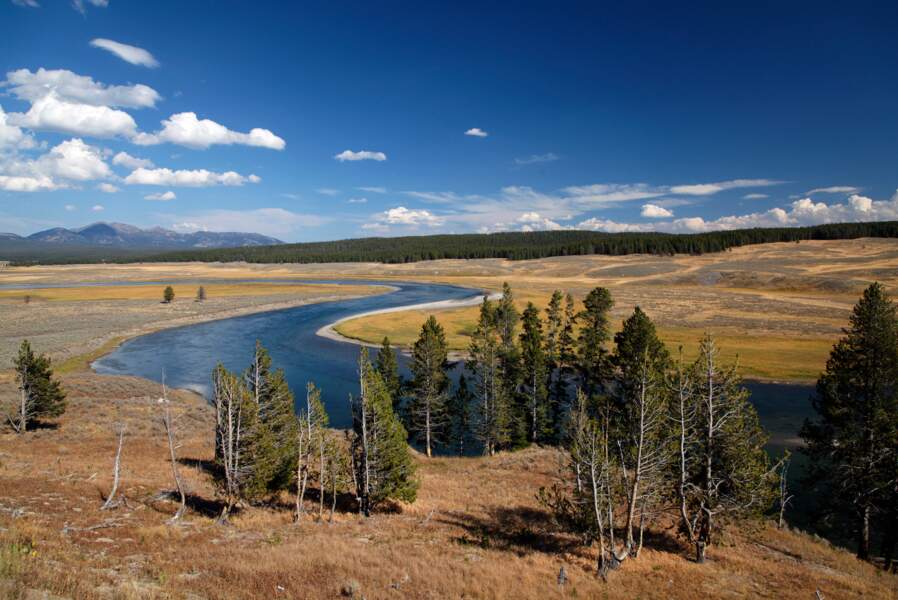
top-left (0, 282), bottom-right (381, 302)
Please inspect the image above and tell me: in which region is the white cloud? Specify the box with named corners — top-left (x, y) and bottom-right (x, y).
top-left (90, 39), bottom-right (159, 68)
top-left (357, 186), bottom-right (386, 193)
top-left (4, 68), bottom-right (160, 108)
top-left (641, 203), bottom-right (673, 218)
top-left (91, 204), bottom-right (104, 212)
top-left (163, 208), bottom-right (327, 238)
top-left (464, 128), bottom-right (488, 138)
top-left (334, 149), bottom-right (387, 162)
top-left (34, 138), bottom-right (111, 181)
top-left (0, 104), bottom-right (35, 151)
top-left (517, 211), bottom-right (562, 231)
top-left (805, 186), bottom-right (861, 195)
top-left (0, 175), bottom-right (57, 192)
top-left (134, 112), bottom-right (285, 150)
top-left (64, 204), bottom-right (76, 211)
top-left (515, 153), bottom-right (559, 165)
top-left (97, 182), bottom-right (119, 193)
top-left (576, 191), bottom-right (898, 234)
top-left (72, 0), bottom-right (107, 14)
top-left (668, 179), bottom-right (782, 196)
top-left (363, 206), bottom-right (443, 230)
top-left (12, 0), bottom-right (40, 7)
top-left (125, 167), bottom-right (260, 187)
top-left (112, 151), bottom-right (153, 170)
top-left (317, 188), bottom-right (340, 196)
top-left (561, 183), bottom-right (666, 204)
top-left (742, 193), bottom-right (769, 200)
top-left (8, 93), bottom-right (138, 138)
top-left (145, 190), bottom-right (176, 201)
top-left (347, 197), bottom-right (367, 204)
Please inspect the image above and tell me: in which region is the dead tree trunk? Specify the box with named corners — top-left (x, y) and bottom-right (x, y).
top-left (161, 381), bottom-right (186, 522)
top-left (101, 425), bottom-right (126, 510)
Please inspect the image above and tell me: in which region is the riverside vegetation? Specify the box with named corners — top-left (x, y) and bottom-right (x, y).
top-left (5, 279), bottom-right (898, 596)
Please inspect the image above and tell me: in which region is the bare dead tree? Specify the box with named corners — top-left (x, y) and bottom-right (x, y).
top-left (213, 365), bottom-right (251, 523)
top-left (101, 424), bottom-right (126, 510)
top-left (160, 378), bottom-right (187, 522)
top-left (295, 382), bottom-right (326, 521)
top-left (777, 451), bottom-right (794, 529)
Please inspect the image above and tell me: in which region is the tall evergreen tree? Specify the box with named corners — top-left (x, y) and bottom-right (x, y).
top-left (375, 336), bottom-right (402, 413)
top-left (468, 297), bottom-right (511, 455)
top-left (495, 283), bottom-right (526, 446)
top-left (245, 341), bottom-right (298, 493)
top-left (10, 339), bottom-right (66, 433)
top-left (351, 349), bottom-right (418, 515)
top-left (520, 302), bottom-right (549, 443)
top-left (612, 307), bottom-right (671, 554)
top-left (577, 287), bottom-right (614, 397)
top-left (802, 282), bottom-right (898, 561)
top-left (559, 292), bottom-right (578, 370)
top-left (448, 374), bottom-right (473, 456)
top-left (409, 316), bottom-right (450, 457)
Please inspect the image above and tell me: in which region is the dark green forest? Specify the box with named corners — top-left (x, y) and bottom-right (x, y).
top-left (8, 220), bottom-right (898, 265)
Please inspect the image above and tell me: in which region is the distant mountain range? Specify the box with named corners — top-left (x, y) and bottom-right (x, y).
top-left (1, 222), bottom-right (282, 250)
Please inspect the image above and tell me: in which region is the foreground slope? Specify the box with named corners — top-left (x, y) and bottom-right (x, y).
top-left (0, 372), bottom-right (894, 599)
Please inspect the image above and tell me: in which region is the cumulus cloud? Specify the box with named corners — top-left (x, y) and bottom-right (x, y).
top-left (4, 68), bottom-right (160, 108)
top-left (576, 191), bottom-right (898, 234)
top-left (641, 203), bottom-right (673, 218)
top-left (0, 175), bottom-right (57, 192)
top-left (515, 153), bottom-right (559, 165)
top-left (112, 151), bottom-right (153, 170)
top-left (464, 128), bottom-right (488, 137)
top-left (97, 182), bottom-right (119, 193)
top-left (90, 39), bottom-right (159, 68)
top-left (125, 167), bottom-right (260, 187)
top-left (334, 149), bottom-right (387, 162)
top-left (134, 112), bottom-right (285, 150)
top-left (32, 138), bottom-right (111, 181)
top-left (363, 206), bottom-right (442, 230)
top-left (517, 211), bottom-right (562, 231)
top-left (0, 105), bottom-right (35, 151)
top-left (145, 190), bottom-right (176, 201)
top-left (8, 93), bottom-right (138, 138)
top-left (91, 204), bottom-right (104, 212)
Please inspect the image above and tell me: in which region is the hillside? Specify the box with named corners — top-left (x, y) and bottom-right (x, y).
top-left (0, 370), bottom-right (893, 599)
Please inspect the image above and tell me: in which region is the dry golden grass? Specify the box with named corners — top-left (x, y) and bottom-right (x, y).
top-left (0, 282), bottom-right (380, 302)
top-left (0, 372), bottom-right (894, 599)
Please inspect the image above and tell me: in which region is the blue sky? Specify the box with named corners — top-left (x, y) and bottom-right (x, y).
top-left (1, 1), bottom-right (896, 241)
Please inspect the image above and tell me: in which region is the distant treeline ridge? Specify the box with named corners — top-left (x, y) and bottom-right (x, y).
top-left (11, 221), bottom-right (898, 265)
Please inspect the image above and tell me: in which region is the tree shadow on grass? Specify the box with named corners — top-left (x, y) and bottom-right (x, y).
top-left (177, 456), bottom-right (222, 479)
top-left (438, 505), bottom-right (585, 557)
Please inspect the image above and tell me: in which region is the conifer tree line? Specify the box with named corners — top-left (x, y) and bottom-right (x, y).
top-left (71, 220), bottom-right (898, 266)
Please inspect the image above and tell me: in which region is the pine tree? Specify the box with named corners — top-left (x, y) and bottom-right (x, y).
top-left (520, 302), bottom-right (549, 443)
top-left (409, 316), bottom-right (450, 457)
top-left (375, 336), bottom-right (402, 413)
top-left (677, 334), bottom-right (775, 563)
top-left (468, 297), bottom-right (511, 455)
top-left (163, 285), bottom-right (175, 303)
top-left (351, 349), bottom-right (418, 515)
top-left (10, 340), bottom-right (66, 433)
top-left (612, 307), bottom-right (671, 555)
top-left (448, 374), bottom-right (473, 456)
top-left (196, 286), bottom-right (206, 302)
top-left (495, 283), bottom-right (525, 447)
top-left (577, 287), bottom-right (614, 397)
top-left (245, 341), bottom-right (298, 493)
top-left (801, 282), bottom-right (898, 561)
top-left (559, 292), bottom-right (578, 370)
top-left (212, 363), bottom-right (259, 521)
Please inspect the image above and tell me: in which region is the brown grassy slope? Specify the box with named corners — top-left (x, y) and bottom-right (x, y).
top-left (0, 373), bottom-right (895, 599)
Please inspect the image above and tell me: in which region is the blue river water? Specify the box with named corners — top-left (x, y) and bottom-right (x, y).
top-left (93, 281), bottom-right (483, 426)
